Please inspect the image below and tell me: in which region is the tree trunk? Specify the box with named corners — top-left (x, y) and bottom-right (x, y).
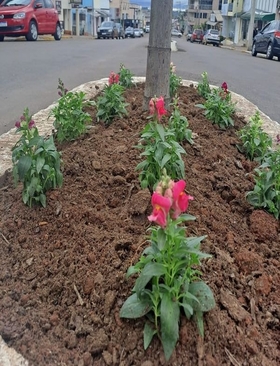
top-left (143, 0), bottom-right (173, 111)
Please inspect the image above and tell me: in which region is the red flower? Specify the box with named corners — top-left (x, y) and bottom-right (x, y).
top-left (15, 121), bottom-right (21, 128)
top-left (221, 82), bottom-right (228, 93)
top-left (155, 96), bottom-right (167, 121)
top-left (149, 96), bottom-right (167, 121)
top-left (148, 192), bottom-right (172, 228)
top-left (28, 120), bottom-right (35, 129)
top-left (171, 180), bottom-right (193, 219)
top-left (108, 72), bottom-right (120, 85)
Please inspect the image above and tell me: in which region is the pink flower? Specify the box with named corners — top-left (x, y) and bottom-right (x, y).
top-left (20, 115), bottom-right (25, 122)
top-left (15, 121), bottom-right (21, 128)
top-left (171, 180), bottom-right (194, 219)
top-left (155, 97), bottom-right (167, 121)
top-left (276, 134), bottom-right (280, 144)
top-left (149, 97), bottom-right (167, 122)
top-left (149, 98), bottom-right (155, 115)
top-left (148, 192), bottom-right (172, 228)
top-left (108, 72), bottom-right (120, 85)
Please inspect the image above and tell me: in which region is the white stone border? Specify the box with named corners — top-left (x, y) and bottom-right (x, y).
top-left (0, 77), bottom-right (279, 184)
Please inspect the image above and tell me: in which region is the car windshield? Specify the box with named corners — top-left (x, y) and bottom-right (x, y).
top-left (101, 22), bottom-right (114, 27)
top-left (2, 0), bottom-right (30, 5)
top-left (210, 30), bottom-right (219, 34)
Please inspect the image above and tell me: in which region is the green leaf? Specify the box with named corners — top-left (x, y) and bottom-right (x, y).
top-left (156, 123), bottom-right (166, 141)
top-left (126, 265), bottom-right (139, 278)
top-left (36, 156), bottom-right (45, 174)
top-left (39, 193), bottom-right (46, 208)
top-left (119, 293), bottom-right (151, 319)
top-left (144, 322), bottom-right (156, 350)
top-left (135, 262), bottom-right (166, 295)
top-left (157, 228), bottom-right (166, 250)
top-left (189, 281), bottom-right (215, 312)
top-left (195, 310), bottom-right (204, 337)
top-left (160, 293), bottom-right (180, 361)
top-left (17, 155), bottom-right (32, 180)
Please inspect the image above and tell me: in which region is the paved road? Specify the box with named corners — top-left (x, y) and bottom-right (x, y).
top-left (0, 35), bottom-right (279, 135)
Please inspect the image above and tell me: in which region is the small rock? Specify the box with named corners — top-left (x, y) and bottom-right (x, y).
top-left (83, 277), bottom-right (94, 295)
top-left (64, 331), bottom-right (78, 349)
top-left (86, 329), bottom-right (109, 354)
top-left (102, 350), bottom-right (113, 365)
top-left (49, 312), bottom-right (60, 326)
top-left (92, 160), bottom-right (101, 170)
top-left (104, 290), bottom-right (116, 315)
top-left (83, 352), bottom-right (92, 366)
top-left (220, 289), bottom-right (252, 323)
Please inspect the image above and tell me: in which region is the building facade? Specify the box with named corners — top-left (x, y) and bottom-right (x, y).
top-left (221, 0), bottom-right (277, 44)
top-left (187, 0), bottom-right (223, 30)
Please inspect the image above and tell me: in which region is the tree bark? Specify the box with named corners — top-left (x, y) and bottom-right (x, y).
top-left (143, 0), bottom-right (173, 111)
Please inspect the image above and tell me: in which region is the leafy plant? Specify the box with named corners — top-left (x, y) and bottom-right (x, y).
top-left (95, 82), bottom-right (129, 126)
top-left (120, 174), bottom-right (215, 361)
top-left (136, 96), bottom-right (185, 190)
top-left (136, 122), bottom-right (186, 190)
top-left (197, 71), bottom-right (211, 99)
top-left (169, 62), bottom-right (182, 98)
top-left (118, 64), bottom-right (135, 88)
top-left (196, 86), bottom-right (236, 129)
top-left (237, 111), bottom-right (272, 161)
top-left (12, 108), bottom-right (63, 207)
top-left (246, 149), bottom-right (280, 219)
top-left (50, 79), bottom-right (92, 142)
top-left (168, 96), bottom-right (193, 144)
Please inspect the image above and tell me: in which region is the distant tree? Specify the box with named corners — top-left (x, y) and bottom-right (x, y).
top-left (143, 0), bottom-right (173, 110)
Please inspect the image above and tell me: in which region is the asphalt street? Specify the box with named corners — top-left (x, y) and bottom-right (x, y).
top-left (0, 35), bottom-right (279, 135)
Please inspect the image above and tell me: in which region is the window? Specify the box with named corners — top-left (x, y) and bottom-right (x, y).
top-left (44, 0), bottom-right (54, 8)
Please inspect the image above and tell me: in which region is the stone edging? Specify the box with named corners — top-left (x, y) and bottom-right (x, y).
top-left (0, 77), bottom-right (279, 187)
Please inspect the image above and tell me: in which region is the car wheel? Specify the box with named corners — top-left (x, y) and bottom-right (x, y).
top-left (26, 21), bottom-right (38, 41)
top-left (266, 43), bottom-right (273, 59)
top-left (0, 35), bottom-right (4, 42)
top-left (251, 43), bottom-right (257, 57)
top-left (53, 23), bottom-right (61, 41)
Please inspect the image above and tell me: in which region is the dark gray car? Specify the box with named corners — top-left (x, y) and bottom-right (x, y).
top-left (97, 21), bottom-right (118, 39)
top-left (252, 20), bottom-right (280, 60)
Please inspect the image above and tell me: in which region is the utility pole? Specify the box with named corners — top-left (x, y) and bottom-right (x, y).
top-left (143, 0), bottom-right (173, 111)
top-left (247, 0), bottom-right (256, 51)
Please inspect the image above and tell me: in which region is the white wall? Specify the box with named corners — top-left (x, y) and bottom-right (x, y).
top-left (243, 0), bottom-right (277, 12)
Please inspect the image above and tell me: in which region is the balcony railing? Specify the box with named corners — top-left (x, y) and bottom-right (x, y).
top-left (188, 4), bottom-right (212, 10)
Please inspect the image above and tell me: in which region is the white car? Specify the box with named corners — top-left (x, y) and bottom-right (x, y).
top-left (171, 29), bottom-right (182, 38)
top-left (133, 28), bottom-right (143, 38)
top-left (203, 29), bottom-right (220, 46)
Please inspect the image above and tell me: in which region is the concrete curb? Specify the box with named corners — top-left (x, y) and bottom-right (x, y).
top-left (0, 77), bottom-right (279, 364)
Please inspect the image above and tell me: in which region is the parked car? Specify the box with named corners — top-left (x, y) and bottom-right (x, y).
top-left (190, 29), bottom-right (204, 43)
top-left (133, 28), bottom-right (143, 38)
top-left (115, 23), bottom-right (125, 39)
top-left (125, 26), bottom-right (135, 38)
top-left (252, 20), bottom-right (280, 61)
top-left (145, 25), bottom-right (150, 33)
top-left (171, 29), bottom-right (182, 38)
top-left (139, 28), bottom-right (144, 36)
top-left (203, 29), bottom-right (220, 46)
top-left (97, 21), bottom-right (118, 39)
top-left (0, 0), bottom-right (61, 42)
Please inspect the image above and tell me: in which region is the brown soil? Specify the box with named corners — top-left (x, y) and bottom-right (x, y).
top-left (0, 83), bottom-right (279, 366)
